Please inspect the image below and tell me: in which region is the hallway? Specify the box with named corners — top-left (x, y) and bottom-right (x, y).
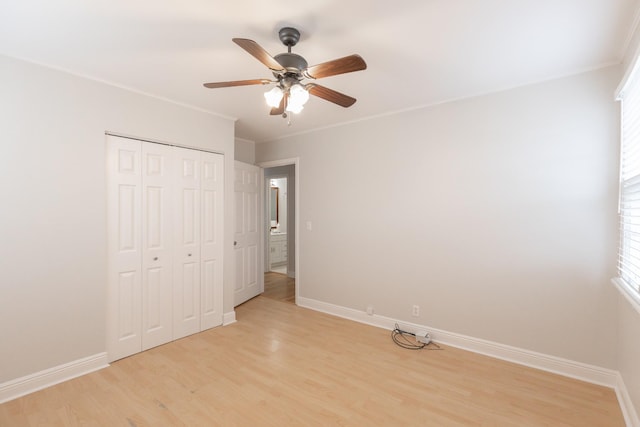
top-left (263, 272), bottom-right (294, 304)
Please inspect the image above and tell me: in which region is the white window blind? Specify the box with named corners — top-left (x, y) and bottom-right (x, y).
top-left (618, 66), bottom-right (640, 295)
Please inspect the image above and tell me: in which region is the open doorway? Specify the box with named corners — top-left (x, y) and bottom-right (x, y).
top-left (262, 162), bottom-right (297, 304)
top-left (268, 177), bottom-right (288, 274)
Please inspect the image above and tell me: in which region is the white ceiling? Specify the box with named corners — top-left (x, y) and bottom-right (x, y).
top-left (1, 0), bottom-right (639, 142)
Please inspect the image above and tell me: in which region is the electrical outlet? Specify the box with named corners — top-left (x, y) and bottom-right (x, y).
top-left (412, 305), bottom-right (420, 317)
top-left (366, 305), bottom-right (374, 316)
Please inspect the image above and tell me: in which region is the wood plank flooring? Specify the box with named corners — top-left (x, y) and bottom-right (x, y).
top-left (262, 271), bottom-right (295, 304)
top-left (0, 296), bottom-right (625, 426)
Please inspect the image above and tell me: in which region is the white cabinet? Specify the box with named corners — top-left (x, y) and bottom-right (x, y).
top-left (106, 135), bottom-right (224, 362)
top-left (270, 233), bottom-right (287, 266)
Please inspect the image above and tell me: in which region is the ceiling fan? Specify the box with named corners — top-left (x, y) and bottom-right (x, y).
top-left (203, 27), bottom-right (367, 118)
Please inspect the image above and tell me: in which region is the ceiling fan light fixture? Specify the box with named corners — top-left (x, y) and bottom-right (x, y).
top-left (289, 84), bottom-right (309, 106)
top-left (286, 103), bottom-right (304, 114)
top-left (264, 86), bottom-right (284, 108)
top-left (286, 84), bottom-right (309, 114)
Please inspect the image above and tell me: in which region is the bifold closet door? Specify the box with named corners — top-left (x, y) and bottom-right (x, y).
top-left (140, 142), bottom-right (174, 351)
top-left (107, 137), bottom-right (174, 359)
top-left (107, 136), bottom-right (143, 362)
top-left (108, 135), bottom-right (225, 361)
top-left (173, 149), bottom-right (224, 337)
top-left (200, 151), bottom-right (224, 330)
top-left (173, 148), bottom-right (202, 339)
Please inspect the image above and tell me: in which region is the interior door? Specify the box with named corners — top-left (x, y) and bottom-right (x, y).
top-left (106, 136), bottom-right (143, 361)
top-left (140, 142), bottom-right (174, 351)
top-left (234, 161), bottom-right (263, 306)
top-left (173, 147), bottom-right (202, 339)
top-left (200, 151), bottom-right (225, 329)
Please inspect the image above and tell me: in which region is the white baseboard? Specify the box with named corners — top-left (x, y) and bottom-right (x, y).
top-left (2, 304), bottom-right (637, 426)
top-left (297, 297), bottom-right (640, 425)
top-left (223, 310), bottom-right (236, 326)
top-left (0, 352), bottom-right (108, 404)
top-left (616, 373), bottom-right (640, 427)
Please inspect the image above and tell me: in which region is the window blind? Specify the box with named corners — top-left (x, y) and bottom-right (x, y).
top-left (618, 66), bottom-right (640, 294)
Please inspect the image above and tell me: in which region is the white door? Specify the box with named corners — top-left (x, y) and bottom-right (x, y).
top-left (173, 148), bottom-right (224, 334)
top-left (201, 152), bottom-right (225, 328)
top-left (140, 143), bottom-right (174, 350)
top-left (234, 161), bottom-right (263, 306)
top-left (107, 135), bottom-right (225, 361)
top-left (173, 148), bottom-right (202, 339)
top-left (107, 136), bottom-right (145, 361)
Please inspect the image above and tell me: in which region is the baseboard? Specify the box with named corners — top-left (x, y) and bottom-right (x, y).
top-left (615, 373), bottom-right (640, 427)
top-left (298, 297), bottom-right (640, 424)
top-left (223, 310), bottom-right (236, 326)
top-left (1, 305), bottom-right (636, 426)
top-left (0, 352), bottom-right (108, 404)
top-left (297, 297), bottom-right (619, 388)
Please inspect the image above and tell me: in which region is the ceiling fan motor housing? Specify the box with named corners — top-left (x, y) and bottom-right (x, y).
top-left (273, 28), bottom-right (307, 84)
top-left (273, 53), bottom-right (308, 76)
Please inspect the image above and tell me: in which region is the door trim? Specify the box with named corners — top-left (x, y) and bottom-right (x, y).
top-left (258, 158), bottom-right (300, 305)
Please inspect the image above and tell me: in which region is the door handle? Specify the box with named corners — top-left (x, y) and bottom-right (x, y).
top-left (153, 257), bottom-right (158, 261)
top-left (234, 241), bottom-right (237, 246)
top-left (188, 253), bottom-right (192, 257)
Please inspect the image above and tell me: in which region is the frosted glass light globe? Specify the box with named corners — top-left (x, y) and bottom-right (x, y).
top-left (264, 86), bottom-right (284, 108)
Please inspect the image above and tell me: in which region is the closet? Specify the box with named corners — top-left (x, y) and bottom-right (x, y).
top-left (106, 135), bottom-right (224, 362)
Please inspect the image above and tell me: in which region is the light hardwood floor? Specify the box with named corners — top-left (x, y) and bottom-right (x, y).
top-left (262, 271), bottom-right (295, 304)
top-left (0, 296), bottom-right (625, 426)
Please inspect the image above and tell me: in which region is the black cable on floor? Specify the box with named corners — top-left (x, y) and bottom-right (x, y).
top-left (391, 323), bottom-right (442, 350)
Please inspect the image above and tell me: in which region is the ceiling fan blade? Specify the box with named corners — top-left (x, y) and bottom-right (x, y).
top-left (203, 79), bottom-right (271, 89)
top-left (307, 84), bottom-right (357, 108)
top-left (270, 94), bottom-right (286, 115)
top-left (304, 54), bottom-right (367, 79)
top-left (233, 38), bottom-right (285, 72)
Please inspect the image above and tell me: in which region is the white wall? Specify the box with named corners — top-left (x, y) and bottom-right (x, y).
top-left (0, 54), bottom-right (235, 382)
top-left (256, 66), bottom-right (621, 369)
top-left (235, 138), bottom-right (255, 164)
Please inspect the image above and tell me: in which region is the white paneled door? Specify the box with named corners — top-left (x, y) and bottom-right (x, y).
top-left (141, 142), bottom-right (174, 351)
top-left (107, 135), bottom-right (224, 362)
top-left (200, 153), bottom-right (224, 328)
top-left (107, 136), bottom-right (143, 362)
top-left (172, 148), bottom-right (202, 340)
top-left (234, 161), bottom-right (263, 306)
